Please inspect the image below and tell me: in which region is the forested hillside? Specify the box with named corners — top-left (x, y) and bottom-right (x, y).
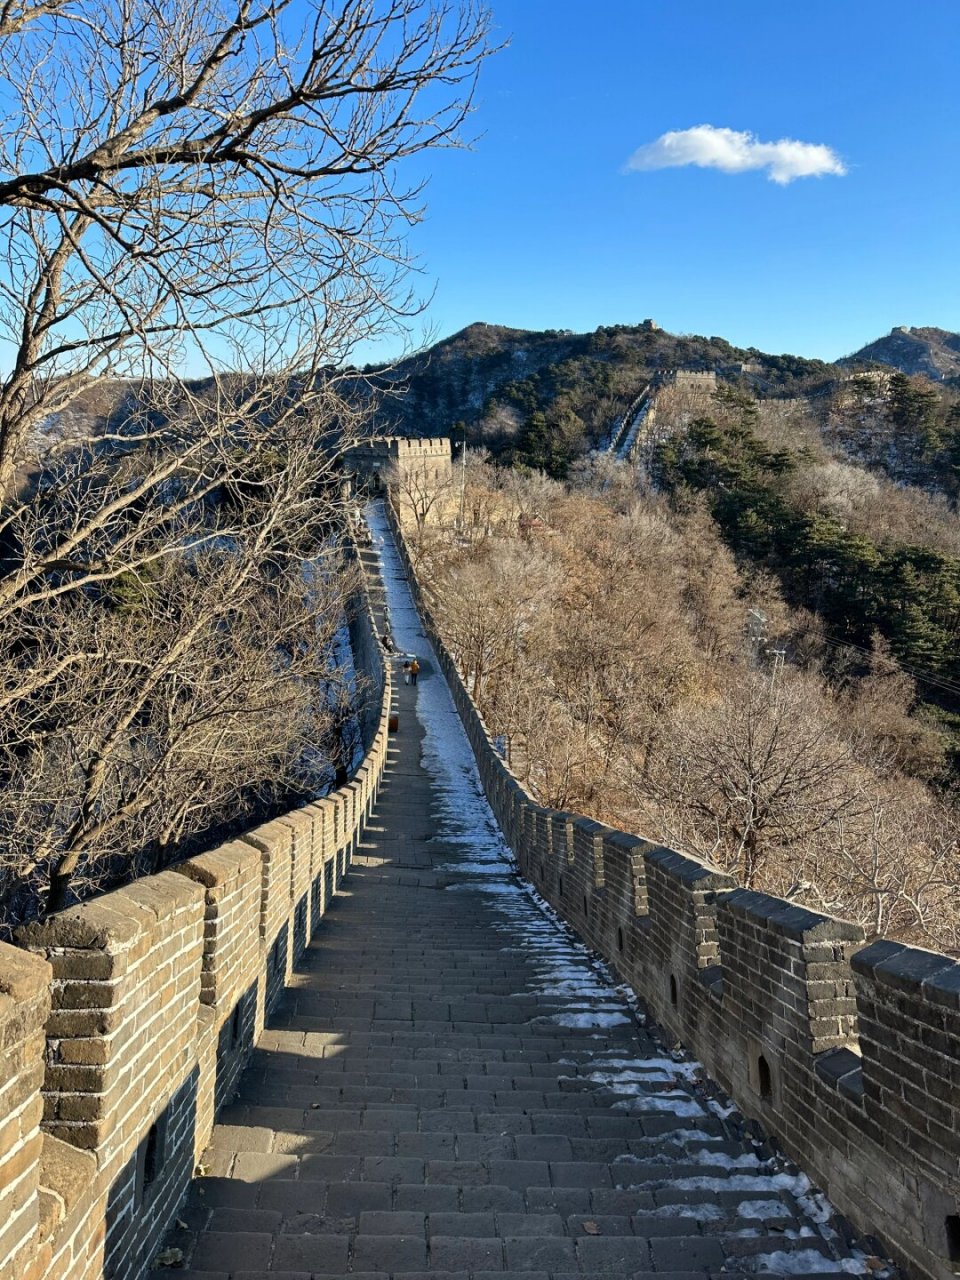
top-left (366, 320), bottom-right (834, 473)
top-left (845, 325), bottom-right (960, 383)
top-left (13, 305), bottom-right (960, 933)
top-left (369, 319), bottom-right (960, 490)
top-left (410, 459), bottom-right (959, 950)
top-left (654, 384), bottom-right (960, 706)
top-left (391, 320), bottom-right (960, 950)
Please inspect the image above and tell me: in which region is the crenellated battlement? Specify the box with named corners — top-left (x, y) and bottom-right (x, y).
top-left (385, 496), bottom-right (960, 1280)
top-left (662, 368), bottom-right (719, 390)
top-left (395, 436), bottom-right (452, 456)
top-left (342, 435), bottom-right (453, 492)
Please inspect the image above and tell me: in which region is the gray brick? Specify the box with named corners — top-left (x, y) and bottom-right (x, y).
top-left (394, 1185), bottom-right (460, 1213)
top-left (567, 1213), bottom-right (633, 1236)
top-left (503, 1236), bottom-right (578, 1270)
top-left (232, 1272), bottom-right (312, 1280)
top-left (231, 1152), bottom-right (298, 1182)
top-left (462, 1185), bottom-right (525, 1213)
top-left (425, 1158), bottom-right (489, 1185)
top-left (334, 1129), bottom-right (395, 1155)
top-left (514, 1134), bottom-right (573, 1161)
top-left (488, 1158), bottom-right (549, 1189)
top-left (361, 1155), bottom-right (425, 1183)
top-left (427, 1212), bottom-right (496, 1237)
top-left (648, 1235), bottom-right (726, 1271)
top-left (271, 1233), bottom-right (350, 1271)
top-left (429, 1236), bottom-right (505, 1270)
top-left (351, 1233), bottom-right (429, 1271)
top-left (474, 1274), bottom-right (549, 1280)
top-left (496, 1212), bottom-right (564, 1236)
top-left (324, 1182), bottom-right (392, 1216)
top-left (190, 1232), bottom-right (273, 1272)
top-left (358, 1210), bottom-right (426, 1235)
top-left (395, 1132), bottom-right (455, 1158)
top-left (298, 1153), bottom-right (361, 1181)
top-left (206, 1208), bottom-right (283, 1233)
top-left (524, 1186), bottom-right (592, 1215)
top-left (576, 1235), bottom-right (653, 1271)
top-left (550, 1160), bottom-right (612, 1188)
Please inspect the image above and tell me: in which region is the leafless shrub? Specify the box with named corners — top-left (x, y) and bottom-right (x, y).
top-left (419, 461), bottom-right (960, 950)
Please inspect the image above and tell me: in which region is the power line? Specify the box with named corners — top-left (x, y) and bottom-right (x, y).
top-left (800, 624), bottom-right (960, 701)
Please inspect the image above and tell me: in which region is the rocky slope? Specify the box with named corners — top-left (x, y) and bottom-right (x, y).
top-left (846, 326), bottom-right (960, 382)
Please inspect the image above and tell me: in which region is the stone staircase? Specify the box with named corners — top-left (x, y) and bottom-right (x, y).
top-left (161, 523), bottom-right (884, 1280)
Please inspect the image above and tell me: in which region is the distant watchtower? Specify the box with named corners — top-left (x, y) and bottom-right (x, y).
top-left (670, 370), bottom-right (717, 390)
top-left (342, 436), bottom-right (452, 494)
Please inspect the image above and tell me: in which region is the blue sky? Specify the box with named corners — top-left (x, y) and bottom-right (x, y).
top-left (367, 0), bottom-right (960, 365)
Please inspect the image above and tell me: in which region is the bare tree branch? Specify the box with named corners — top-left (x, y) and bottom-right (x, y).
top-left (0, 0), bottom-right (493, 928)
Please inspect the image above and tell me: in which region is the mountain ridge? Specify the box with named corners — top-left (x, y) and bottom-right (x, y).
top-left (844, 325), bottom-right (960, 382)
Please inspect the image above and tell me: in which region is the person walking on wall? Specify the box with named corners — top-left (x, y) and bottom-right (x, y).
top-left (403, 660), bottom-right (411, 685)
top-left (410, 657), bottom-right (420, 687)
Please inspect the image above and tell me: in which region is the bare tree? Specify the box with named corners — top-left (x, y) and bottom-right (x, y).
top-left (808, 784), bottom-right (960, 946)
top-left (0, 397), bottom-right (367, 923)
top-left (648, 670), bottom-right (867, 888)
top-left (0, 0), bottom-right (492, 493)
top-left (420, 459), bottom-right (960, 950)
top-left (0, 1), bottom-right (494, 926)
top-left (429, 538), bottom-right (559, 710)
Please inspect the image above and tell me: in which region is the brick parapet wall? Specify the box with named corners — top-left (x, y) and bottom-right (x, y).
top-left (345, 537), bottom-right (389, 749)
top-left (384, 494), bottom-right (960, 1280)
top-left (14, 872), bottom-right (205, 1280)
top-left (0, 571), bottom-right (392, 1279)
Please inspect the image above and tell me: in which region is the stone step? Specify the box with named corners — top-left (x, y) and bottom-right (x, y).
top-left (167, 513), bottom-right (881, 1280)
top-left (172, 1222), bottom-right (843, 1277)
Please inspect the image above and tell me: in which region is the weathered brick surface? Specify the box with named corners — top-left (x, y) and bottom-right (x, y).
top-left (174, 839), bottom-right (263, 1158)
top-left (311, 794), bottom-right (339, 871)
top-left (14, 871), bottom-right (205, 1280)
top-left (276, 809), bottom-right (314, 955)
top-left (176, 841), bottom-right (262, 1014)
top-left (0, 945), bottom-right (50, 1280)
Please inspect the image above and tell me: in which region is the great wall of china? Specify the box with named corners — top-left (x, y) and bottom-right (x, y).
top-left (0, 435), bottom-right (957, 1280)
top-left (0, 554), bottom-right (392, 1280)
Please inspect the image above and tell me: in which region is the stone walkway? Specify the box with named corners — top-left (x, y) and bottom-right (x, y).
top-left (165, 519), bottom-right (875, 1280)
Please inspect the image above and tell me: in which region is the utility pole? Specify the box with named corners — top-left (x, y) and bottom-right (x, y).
top-left (746, 608), bottom-right (768, 668)
top-left (457, 425), bottom-right (467, 533)
top-left (766, 647), bottom-right (786, 688)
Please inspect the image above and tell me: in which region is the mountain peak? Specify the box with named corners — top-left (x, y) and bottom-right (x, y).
top-left (847, 326), bottom-right (960, 381)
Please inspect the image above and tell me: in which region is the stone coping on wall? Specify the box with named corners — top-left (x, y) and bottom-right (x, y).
top-left (384, 494), bottom-right (960, 1280)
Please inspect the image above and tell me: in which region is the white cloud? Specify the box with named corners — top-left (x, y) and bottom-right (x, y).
top-left (623, 124), bottom-right (847, 185)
